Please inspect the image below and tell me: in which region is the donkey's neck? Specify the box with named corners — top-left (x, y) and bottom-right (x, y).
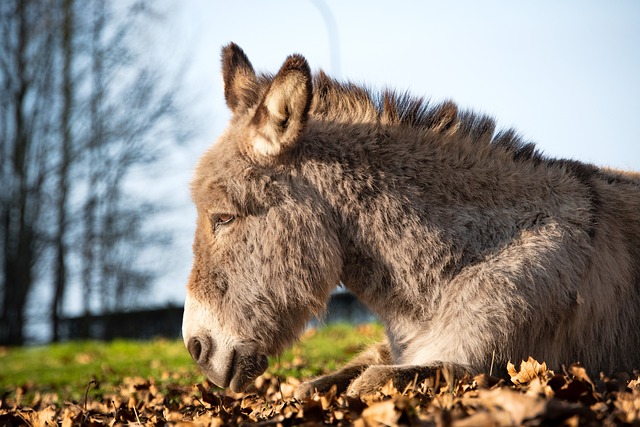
top-left (297, 122), bottom-right (473, 322)
top-left (297, 118), bottom-right (576, 325)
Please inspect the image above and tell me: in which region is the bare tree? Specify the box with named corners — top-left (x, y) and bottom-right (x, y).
top-left (1, 0), bottom-right (190, 344)
top-left (0, 0), bottom-right (60, 345)
top-left (75, 1), bottom-right (182, 318)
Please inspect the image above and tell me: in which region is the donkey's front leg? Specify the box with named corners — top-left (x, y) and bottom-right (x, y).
top-left (346, 362), bottom-right (470, 397)
top-left (294, 339), bottom-right (391, 400)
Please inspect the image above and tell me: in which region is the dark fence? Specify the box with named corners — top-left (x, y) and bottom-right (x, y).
top-left (58, 292), bottom-right (376, 341)
top-left (58, 306), bottom-right (184, 341)
top-left (311, 291), bottom-right (376, 327)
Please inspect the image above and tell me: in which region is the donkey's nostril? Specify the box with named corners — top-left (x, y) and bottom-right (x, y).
top-left (188, 338), bottom-right (202, 361)
top-left (187, 336), bottom-right (211, 363)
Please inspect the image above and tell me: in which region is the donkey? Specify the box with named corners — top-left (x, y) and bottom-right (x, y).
top-left (182, 42), bottom-right (640, 398)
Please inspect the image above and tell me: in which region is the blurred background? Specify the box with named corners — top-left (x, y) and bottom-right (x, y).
top-left (1, 0), bottom-right (639, 345)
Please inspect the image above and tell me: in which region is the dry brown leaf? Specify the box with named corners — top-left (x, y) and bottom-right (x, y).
top-left (475, 387), bottom-right (546, 425)
top-left (507, 357), bottom-right (552, 386)
top-left (319, 384), bottom-right (338, 410)
top-left (568, 363), bottom-right (594, 388)
top-left (278, 381), bottom-right (296, 399)
top-left (614, 391), bottom-right (640, 422)
top-left (360, 400), bottom-right (399, 426)
top-left (473, 373), bottom-right (502, 390)
top-left (379, 379), bottom-right (399, 397)
top-left (562, 414), bottom-right (581, 427)
top-left (38, 405), bottom-right (58, 426)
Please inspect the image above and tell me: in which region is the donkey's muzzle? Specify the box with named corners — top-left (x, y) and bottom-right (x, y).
top-left (185, 332), bottom-right (269, 392)
top-left (185, 333), bottom-right (234, 388)
top-left (182, 294), bottom-right (269, 391)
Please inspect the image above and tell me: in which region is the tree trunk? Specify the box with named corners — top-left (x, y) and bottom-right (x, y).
top-left (51, 0), bottom-right (74, 342)
top-left (1, 1), bottom-right (34, 346)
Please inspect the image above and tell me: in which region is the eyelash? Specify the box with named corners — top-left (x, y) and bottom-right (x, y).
top-left (211, 213), bottom-right (235, 231)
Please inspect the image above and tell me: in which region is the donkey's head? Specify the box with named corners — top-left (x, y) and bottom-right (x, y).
top-left (182, 43), bottom-right (342, 392)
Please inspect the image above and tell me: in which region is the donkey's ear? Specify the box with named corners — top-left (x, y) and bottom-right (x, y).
top-left (222, 42), bottom-right (258, 114)
top-left (249, 54), bottom-right (312, 158)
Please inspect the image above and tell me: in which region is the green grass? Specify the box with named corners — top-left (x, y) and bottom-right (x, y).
top-left (271, 323), bottom-right (383, 379)
top-left (0, 323), bottom-right (383, 401)
top-left (0, 339), bottom-right (202, 401)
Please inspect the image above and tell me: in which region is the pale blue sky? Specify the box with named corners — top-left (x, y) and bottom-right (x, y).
top-left (187, 0), bottom-right (640, 168)
top-left (156, 0), bottom-right (640, 305)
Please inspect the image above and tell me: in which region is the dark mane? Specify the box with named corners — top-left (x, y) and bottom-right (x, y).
top-left (308, 70), bottom-right (547, 166)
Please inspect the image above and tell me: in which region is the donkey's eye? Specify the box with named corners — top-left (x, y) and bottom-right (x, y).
top-left (211, 213), bottom-right (235, 231)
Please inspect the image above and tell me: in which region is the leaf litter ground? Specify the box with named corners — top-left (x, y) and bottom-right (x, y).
top-left (2, 356), bottom-right (640, 426)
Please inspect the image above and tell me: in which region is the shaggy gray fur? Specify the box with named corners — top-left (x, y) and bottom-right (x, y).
top-left (182, 43), bottom-right (640, 397)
